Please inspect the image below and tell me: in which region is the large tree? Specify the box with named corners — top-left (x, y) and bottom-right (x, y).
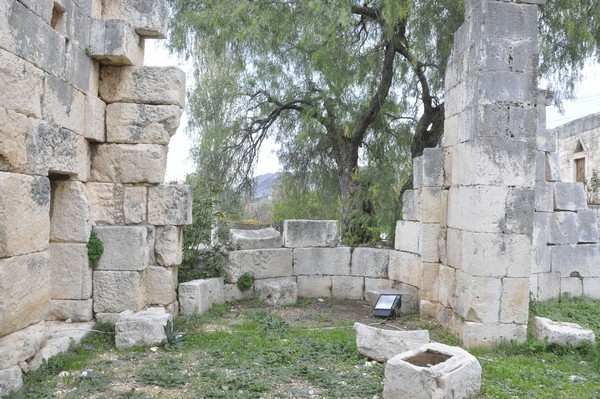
top-left (168, 0), bottom-right (600, 238)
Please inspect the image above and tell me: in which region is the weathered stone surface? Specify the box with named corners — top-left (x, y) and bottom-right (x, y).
top-left (297, 275), bottom-right (332, 298)
top-left (46, 299), bottom-right (94, 322)
top-left (554, 182), bottom-right (587, 211)
top-left (394, 220), bottom-right (420, 253)
top-left (0, 48), bottom-right (44, 118)
top-left (36, 122), bottom-right (91, 179)
top-left (394, 283), bottom-right (420, 314)
top-left (388, 251), bottom-right (422, 288)
top-left (421, 262), bottom-right (440, 303)
top-left (383, 342), bottom-right (481, 399)
top-left (365, 288), bottom-right (402, 307)
top-left (364, 278), bottom-right (394, 299)
top-left (257, 280), bottom-right (298, 307)
top-left (90, 19), bottom-right (143, 66)
top-left (50, 181), bottom-right (93, 243)
top-left (42, 74), bottom-right (85, 136)
top-left (421, 187), bottom-right (442, 223)
top-left (144, 266), bottom-right (177, 305)
top-left (420, 223), bottom-right (441, 263)
top-left (0, 173), bottom-right (50, 258)
top-left (354, 323), bottom-right (430, 363)
top-left (93, 271), bottom-right (145, 313)
top-left (0, 252), bottom-right (51, 337)
top-left (102, 0), bottom-right (168, 38)
top-left (447, 185), bottom-right (508, 233)
top-left (0, 366), bottom-right (23, 398)
top-left (154, 226), bottom-right (183, 266)
top-left (106, 103), bottom-right (181, 144)
top-left (49, 243), bottom-right (92, 300)
top-left (0, 321), bottom-right (46, 370)
top-left (421, 147), bottom-right (444, 187)
top-left (115, 307), bottom-right (172, 349)
top-left (225, 249), bottom-right (292, 283)
top-left (229, 228), bottom-right (283, 250)
top-left (351, 247), bottom-right (389, 278)
top-left (283, 220), bottom-right (340, 248)
top-left (26, 322), bottom-right (94, 372)
top-left (583, 278), bottom-right (600, 299)
top-left (91, 143), bottom-right (168, 184)
top-left (223, 283), bottom-right (254, 302)
top-left (505, 187), bottom-right (535, 235)
top-left (532, 317), bottom-right (595, 346)
top-left (560, 277), bottom-right (583, 297)
top-left (84, 95), bottom-right (106, 142)
top-left (551, 244), bottom-right (600, 278)
top-left (578, 210), bottom-right (599, 243)
top-left (438, 264), bottom-right (456, 308)
top-left (94, 226), bottom-right (149, 271)
top-left (148, 184), bottom-right (193, 225)
top-left (85, 182), bottom-right (117, 224)
top-left (123, 185), bottom-right (147, 224)
top-left (293, 247), bottom-right (351, 276)
top-left (178, 279), bottom-right (211, 315)
top-left (460, 322), bottom-right (527, 348)
top-left (454, 273), bottom-right (502, 324)
top-left (535, 182), bottom-right (554, 212)
top-left (94, 313), bottom-right (121, 324)
top-left (545, 152), bottom-right (561, 182)
top-left (499, 278), bottom-right (529, 324)
top-left (332, 276), bottom-right (364, 300)
top-left (99, 66), bottom-right (186, 106)
top-left (412, 155), bottom-right (423, 189)
top-left (0, 106), bottom-right (38, 174)
top-left (205, 277), bottom-right (225, 306)
top-left (536, 272), bottom-right (561, 301)
top-left (401, 190), bottom-right (422, 221)
top-left (547, 212), bottom-right (579, 245)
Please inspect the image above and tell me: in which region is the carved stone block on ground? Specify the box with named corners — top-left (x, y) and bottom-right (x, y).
top-left (532, 317), bottom-right (595, 346)
top-left (226, 248), bottom-right (293, 283)
top-left (229, 227), bottom-right (283, 250)
top-left (283, 220), bottom-right (340, 248)
top-left (293, 247), bottom-right (351, 276)
top-left (354, 322), bottom-right (429, 363)
top-left (383, 342), bottom-right (481, 399)
top-left (115, 307), bottom-right (173, 349)
top-left (91, 143), bottom-right (168, 184)
top-left (93, 271), bottom-right (145, 313)
top-left (178, 279), bottom-right (212, 315)
top-left (148, 185), bottom-right (193, 225)
top-left (106, 103), bottom-right (181, 144)
top-left (257, 280), bottom-right (298, 307)
top-left (94, 226), bottom-right (149, 271)
top-left (351, 247), bottom-right (389, 278)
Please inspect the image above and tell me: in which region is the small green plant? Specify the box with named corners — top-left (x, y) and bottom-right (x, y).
top-left (584, 168), bottom-right (600, 204)
top-left (237, 272), bottom-right (254, 291)
top-left (87, 231), bottom-right (104, 269)
top-left (163, 320), bottom-right (184, 350)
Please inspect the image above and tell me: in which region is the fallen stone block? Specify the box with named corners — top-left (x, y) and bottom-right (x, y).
top-left (354, 322), bottom-right (429, 363)
top-left (229, 227), bottom-right (283, 250)
top-left (115, 307), bottom-right (172, 349)
top-left (383, 342), bottom-right (482, 399)
top-left (257, 280), bottom-right (298, 307)
top-left (0, 321), bottom-right (46, 370)
top-left (283, 220), bottom-right (339, 248)
top-left (532, 317), bottom-right (595, 346)
top-left (179, 279), bottom-right (221, 315)
top-left (0, 366), bottom-right (23, 398)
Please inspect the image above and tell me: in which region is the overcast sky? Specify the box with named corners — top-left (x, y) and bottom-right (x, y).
top-left (145, 41), bottom-right (600, 182)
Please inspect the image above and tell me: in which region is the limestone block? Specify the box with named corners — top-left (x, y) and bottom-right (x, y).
top-left (16, 0), bottom-right (53, 23)
top-left (229, 228), bottom-right (283, 250)
top-left (332, 276), bottom-right (364, 300)
top-left (388, 251), bottom-right (422, 288)
top-left (50, 181), bottom-right (93, 243)
top-left (154, 226), bottom-right (183, 266)
top-left (401, 190), bottom-right (422, 221)
top-left (0, 366), bottom-right (23, 398)
top-left (578, 210), bottom-right (599, 243)
top-left (420, 223), bottom-right (440, 263)
top-left (533, 317), bottom-right (595, 346)
top-left (94, 226), bottom-right (149, 271)
top-left (223, 283), bottom-right (254, 302)
top-left (84, 96), bottom-right (106, 142)
top-left (447, 185), bottom-right (508, 233)
top-left (545, 152), bottom-right (561, 182)
top-left (124, 185), bottom-right (147, 224)
top-left (0, 107), bottom-right (39, 174)
top-left (421, 147), bottom-right (444, 187)
top-left (95, 313), bottom-right (121, 324)
top-left (115, 307), bottom-right (172, 349)
top-left (354, 323), bottom-right (430, 363)
top-left (554, 182), bottom-right (587, 211)
top-left (204, 277), bottom-right (225, 306)
top-left (365, 288), bottom-right (402, 307)
top-left (533, 211), bottom-right (549, 248)
top-left (106, 103), bottom-right (181, 144)
top-left (225, 248), bottom-right (292, 283)
top-left (257, 280), bottom-right (298, 306)
top-left (178, 279), bottom-right (211, 315)
top-left (560, 277), bottom-right (583, 297)
top-left (144, 266), bottom-right (177, 305)
top-left (394, 220), bottom-right (420, 253)
top-left (460, 231), bottom-right (531, 278)
top-left (93, 271), bottom-right (145, 313)
top-left (460, 322), bottom-right (527, 348)
top-left (547, 212), bottom-right (579, 245)
top-left (293, 247), bottom-right (351, 276)
top-left (460, 275), bottom-right (502, 324)
top-left (86, 183), bottom-right (116, 224)
top-left (0, 252), bottom-right (51, 337)
top-left (283, 220), bottom-right (340, 248)
top-left (36, 122), bottom-right (91, 180)
top-left (0, 47), bottom-right (44, 118)
top-left (297, 275), bottom-right (332, 298)
top-left (413, 156), bottom-right (423, 189)
top-left (351, 247), bottom-right (389, 278)
top-left (0, 173), bottom-right (50, 258)
top-left (533, 244), bottom-right (552, 274)
top-left (535, 150), bottom-right (545, 183)
top-left (505, 187), bottom-right (535, 235)
top-left (393, 283), bottom-right (420, 314)
top-left (148, 184), bottom-right (193, 225)
top-left (46, 299), bottom-right (93, 322)
top-left (0, 321), bottom-right (46, 370)
top-left (438, 265), bottom-right (456, 308)
top-left (91, 143), bottom-right (168, 184)
top-left (99, 66), bottom-right (186, 107)
top-left (420, 262), bottom-right (440, 303)
top-left (25, 321), bottom-right (94, 372)
top-left (42, 74), bottom-right (85, 136)
top-left (383, 342), bottom-right (481, 399)
top-left (364, 278), bottom-right (394, 299)
top-left (49, 243), bottom-right (92, 300)
top-left (536, 272), bottom-right (561, 301)
top-left (90, 19), bottom-right (143, 66)
top-left (499, 278), bottom-right (529, 324)
top-left (583, 278), bottom-right (600, 299)
top-left (440, 189), bottom-right (449, 228)
top-left (421, 187), bottom-right (442, 223)
top-left (102, 0), bottom-right (168, 38)
top-left (65, 40), bottom-right (93, 93)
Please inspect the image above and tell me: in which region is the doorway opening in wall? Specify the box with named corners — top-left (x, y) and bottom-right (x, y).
top-left (575, 157), bottom-right (586, 183)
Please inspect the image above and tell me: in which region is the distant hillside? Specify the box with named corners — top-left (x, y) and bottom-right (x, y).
top-left (252, 172), bottom-right (280, 200)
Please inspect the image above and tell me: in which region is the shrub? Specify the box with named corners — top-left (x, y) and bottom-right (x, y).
top-left (87, 231), bottom-right (104, 269)
top-left (237, 272), bottom-right (254, 291)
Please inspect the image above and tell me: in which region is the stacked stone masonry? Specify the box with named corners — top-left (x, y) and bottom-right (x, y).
top-left (0, 0), bottom-right (190, 393)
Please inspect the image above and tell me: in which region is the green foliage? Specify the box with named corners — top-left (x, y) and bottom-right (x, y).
top-left (584, 169), bottom-right (600, 204)
top-left (136, 357), bottom-right (187, 388)
top-left (163, 319), bottom-right (185, 350)
top-left (236, 272), bottom-right (254, 291)
top-left (86, 231), bottom-right (104, 269)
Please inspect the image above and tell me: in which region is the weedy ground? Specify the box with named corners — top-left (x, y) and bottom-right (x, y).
top-left (5, 297), bottom-right (600, 399)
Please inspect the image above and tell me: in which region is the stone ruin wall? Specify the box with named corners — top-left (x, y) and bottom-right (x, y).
top-left (0, 0), bottom-right (191, 390)
top-left (555, 112), bottom-right (600, 185)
